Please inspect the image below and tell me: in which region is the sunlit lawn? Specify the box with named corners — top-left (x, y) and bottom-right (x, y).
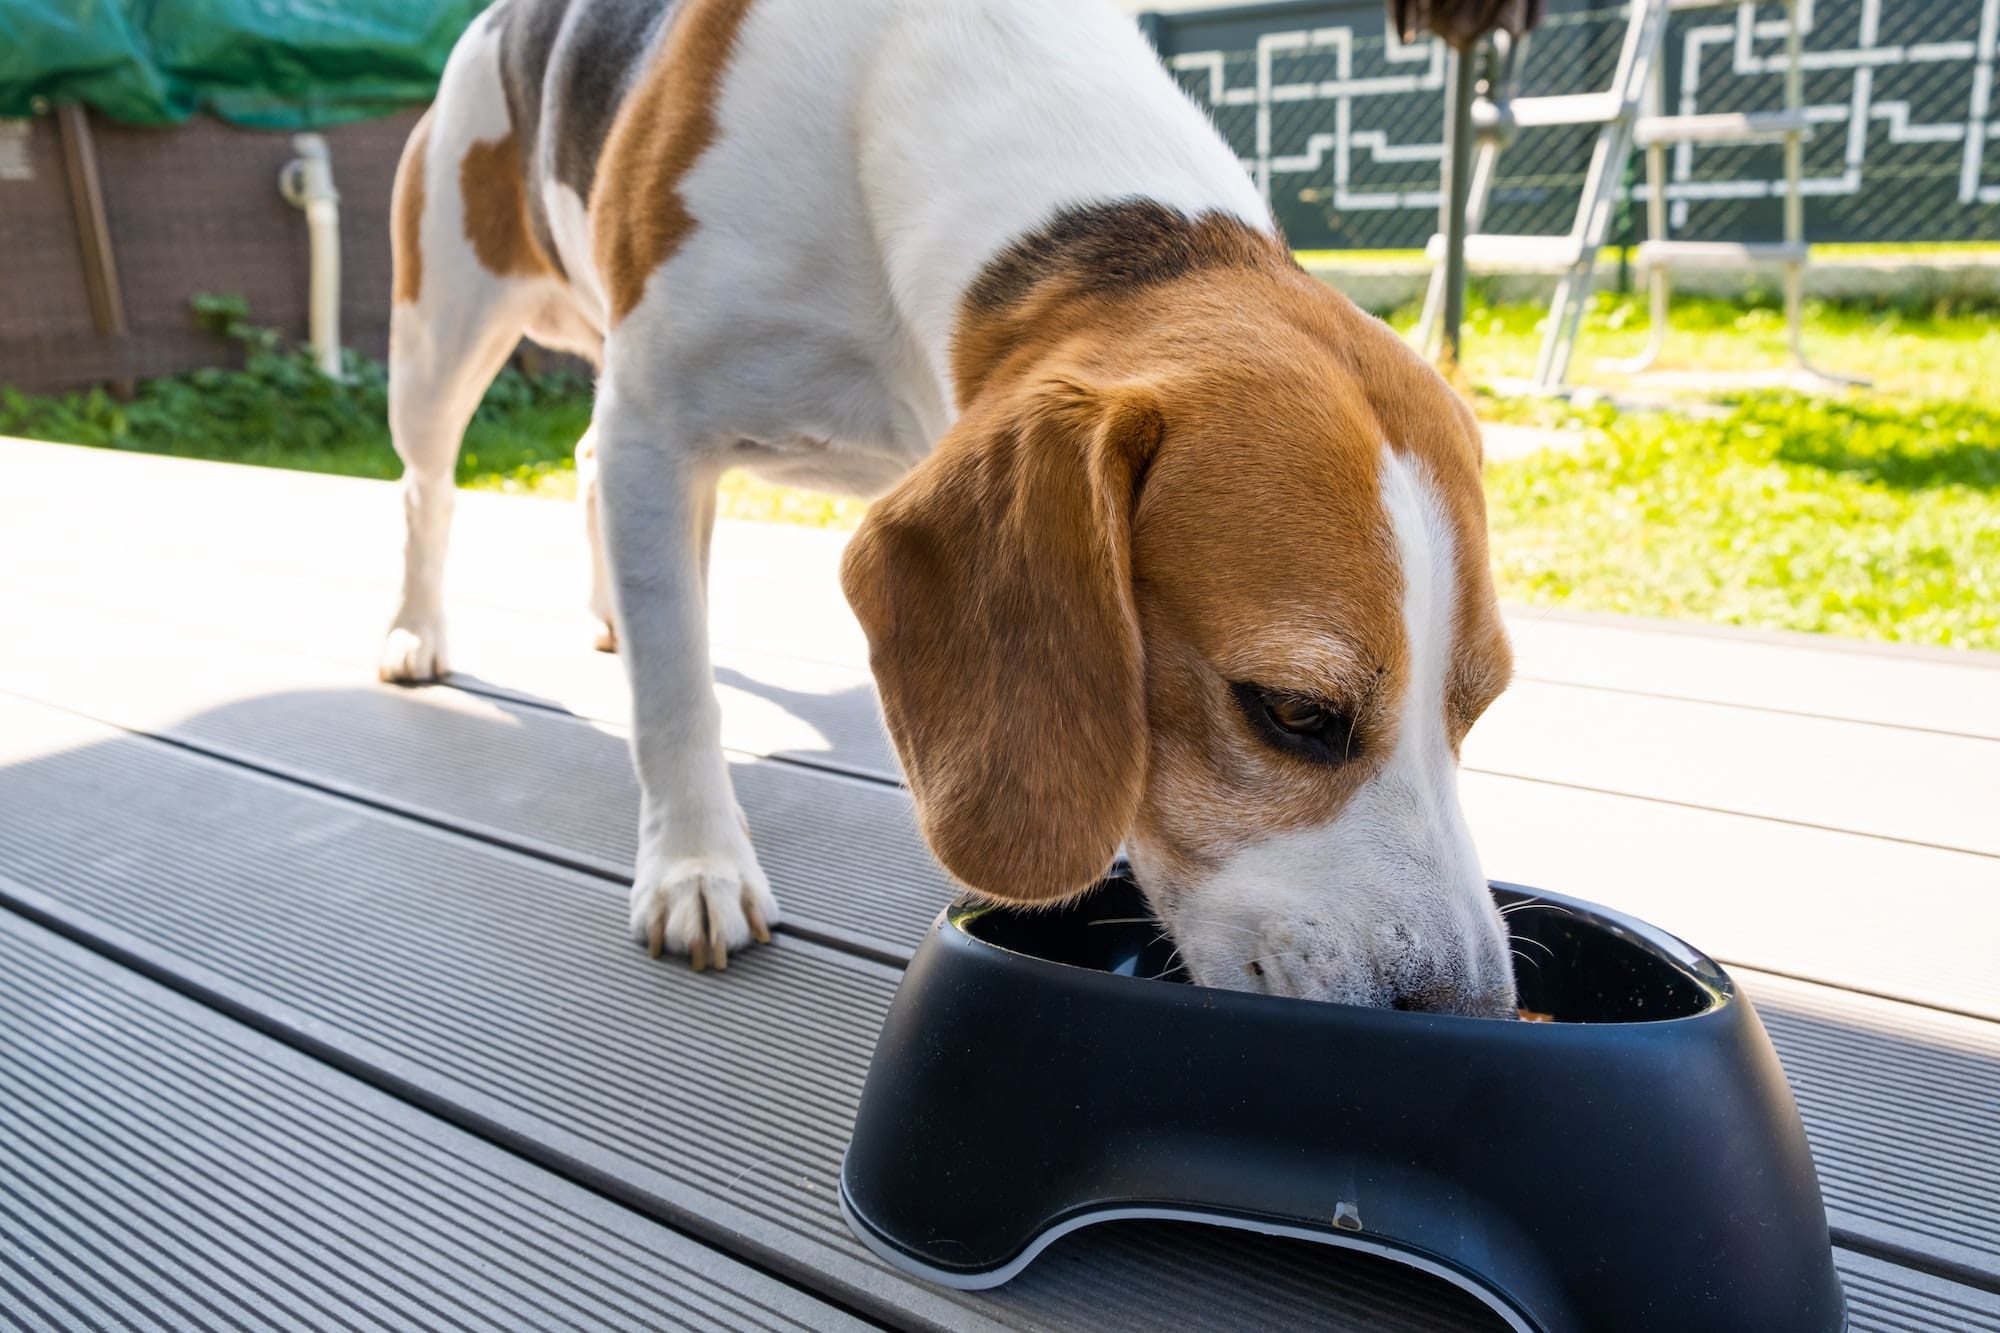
top-left (1423, 293), bottom-right (1999, 651)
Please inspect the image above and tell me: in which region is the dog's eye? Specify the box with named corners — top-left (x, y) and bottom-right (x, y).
top-left (1267, 697), bottom-right (1327, 733)
top-left (1230, 682), bottom-right (1360, 765)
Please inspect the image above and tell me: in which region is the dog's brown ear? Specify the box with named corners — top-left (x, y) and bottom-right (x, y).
top-left (841, 376), bottom-right (1163, 904)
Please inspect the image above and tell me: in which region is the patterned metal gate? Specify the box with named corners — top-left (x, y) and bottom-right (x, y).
top-left (1144, 0), bottom-right (2000, 249)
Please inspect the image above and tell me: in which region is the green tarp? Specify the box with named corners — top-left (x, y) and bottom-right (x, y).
top-left (0, 0), bottom-right (488, 128)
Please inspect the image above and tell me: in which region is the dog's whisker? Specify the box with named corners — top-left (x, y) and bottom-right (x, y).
top-left (1499, 901), bottom-right (1574, 918)
top-left (1511, 933), bottom-right (1555, 961)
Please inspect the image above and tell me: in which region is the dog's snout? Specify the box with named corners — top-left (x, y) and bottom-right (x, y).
top-left (1143, 783), bottom-right (1518, 1014)
top-left (1165, 882), bottom-right (1518, 1015)
top-left (1363, 891), bottom-right (1515, 1017)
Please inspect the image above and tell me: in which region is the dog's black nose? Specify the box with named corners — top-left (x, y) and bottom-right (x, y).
top-left (1391, 981), bottom-right (1516, 1018)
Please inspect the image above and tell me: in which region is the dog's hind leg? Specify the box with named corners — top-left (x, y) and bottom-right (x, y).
top-left (576, 426), bottom-right (619, 653)
top-left (379, 17), bottom-right (560, 683)
top-left (380, 266), bottom-right (532, 681)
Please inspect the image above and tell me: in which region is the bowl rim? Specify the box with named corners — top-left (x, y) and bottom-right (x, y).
top-left (944, 877), bottom-right (1737, 1028)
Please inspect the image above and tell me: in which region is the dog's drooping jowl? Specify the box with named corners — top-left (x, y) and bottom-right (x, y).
top-left (382, 0), bottom-right (1517, 1013)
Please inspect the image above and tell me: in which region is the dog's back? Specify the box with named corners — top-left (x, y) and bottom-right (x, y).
top-left (494, 0), bottom-right (680, 313)
top-left (395, 0), bottom-right (675, 340)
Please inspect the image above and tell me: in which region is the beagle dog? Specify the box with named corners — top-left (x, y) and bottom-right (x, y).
top-left (381, 0), bottom-right (1519, 1014)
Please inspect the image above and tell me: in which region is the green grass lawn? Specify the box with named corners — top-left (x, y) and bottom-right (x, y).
top-left (2, 291), bottom-right (1993, 651)
top-left (1436, 293), bottom-right (1999, 651)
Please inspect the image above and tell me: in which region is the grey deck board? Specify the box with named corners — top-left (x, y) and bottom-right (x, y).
top-left (1462, 676), bottom-right (2000, 857)
top-left (1453, 770), bottom-right (2000, 1022)
top-left (5, 691), bottom-right (2000, 1303)
top-left (1835, 1251), bottom-right (2000, 1331)
top-left (1734, 968), bottom-right (2000, 1292)
top-left (1505, 610), bottom-right (2000, 742)
top-left (7, 581), bottom-right (1997, 1021)
top-left (0, 694), bottom-right (1513, 1333)
top-left (0, 912), bottom-right (866, 1333)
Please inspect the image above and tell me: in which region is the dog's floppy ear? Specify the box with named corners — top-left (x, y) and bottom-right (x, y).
top-left (841, 375), bottom-right (1164, 904)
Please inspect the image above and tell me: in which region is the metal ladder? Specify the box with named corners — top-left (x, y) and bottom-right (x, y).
top-left (1417, 0), bottom-right (1837, 392)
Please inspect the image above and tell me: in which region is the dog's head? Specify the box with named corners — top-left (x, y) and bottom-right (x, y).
top-left (841, 209), bottom-right (1515, 1015)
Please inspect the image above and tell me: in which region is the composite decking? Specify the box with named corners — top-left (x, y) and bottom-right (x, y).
top-left (1, 437), bottom-right (1996, 1330)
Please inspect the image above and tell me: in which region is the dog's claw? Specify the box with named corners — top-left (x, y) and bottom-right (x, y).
top-left (708, 906), bottom-right (732, 970)
top-left (629, 848), bottom-right (782, 971)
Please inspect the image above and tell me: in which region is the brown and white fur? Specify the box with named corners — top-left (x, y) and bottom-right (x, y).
top-left (381, 0), bottom-right (1518, 1013)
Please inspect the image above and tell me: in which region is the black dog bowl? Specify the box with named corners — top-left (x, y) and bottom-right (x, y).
top-left (841, 877), bottom-right (1844, 1332)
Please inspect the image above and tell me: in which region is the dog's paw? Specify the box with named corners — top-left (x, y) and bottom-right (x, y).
top-left (379, 623), bottom-right (450, 683)
top-left (630, 846), bottom-right (781, 971)
top-left (591, 616), bottom-right (618, 654)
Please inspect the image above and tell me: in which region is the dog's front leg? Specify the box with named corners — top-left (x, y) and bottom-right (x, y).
top-left (597, 414), bottom-right (780, 970)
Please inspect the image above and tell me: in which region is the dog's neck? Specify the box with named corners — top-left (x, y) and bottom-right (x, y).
top-left (946, 201), bottom-right (1298, 410)
top-left (853, 0), bottom-right (1272, 401)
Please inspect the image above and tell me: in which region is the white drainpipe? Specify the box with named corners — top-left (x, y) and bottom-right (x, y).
top-left (279, 133), bottom-right (343, 379)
